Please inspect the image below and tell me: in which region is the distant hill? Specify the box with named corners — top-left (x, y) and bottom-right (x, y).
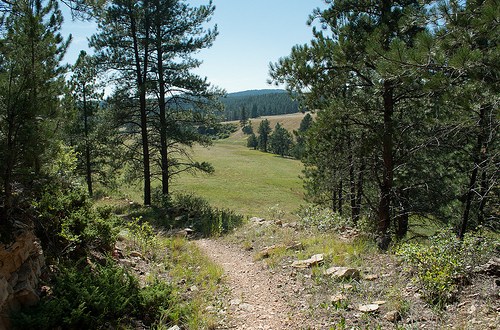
top-left (226, 89), bottom-right (287, 98)
top-left (221, 89), bottom-right (303, 121)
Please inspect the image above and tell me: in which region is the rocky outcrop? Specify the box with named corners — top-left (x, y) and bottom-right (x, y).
top-left (0, 231), bottom-right (45, 329)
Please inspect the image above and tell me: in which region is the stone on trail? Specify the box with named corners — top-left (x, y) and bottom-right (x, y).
top-left (358, 304), bottom-right (379, 313)
top-left (324, 266), bottom-right (360, 280)
top-left (330, 293), bottom-right (347, 303)
top-left (250, 217), bottom-right (266, 224)
top-left (129, 251), bottom-right (143, 258)
top-left (258, 245), bottom-right (284, 259)
top-left (372, 300), bottom-right (386, 305)
top-left (384, 310), bottom-right (401, 322)
top-left (286, 242), bottom-right (303, 251)
top-left (291, 254), bottom-right (324, 268)
top-left (363, 274), bottom-right (379, 281)
top-left (167, 326), bottom-right (181, 330)
top-left (239, 302), bottom-right (254, 312)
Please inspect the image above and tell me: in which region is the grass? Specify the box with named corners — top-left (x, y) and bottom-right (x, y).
top-left (169, 115), bottom-right (307, 219)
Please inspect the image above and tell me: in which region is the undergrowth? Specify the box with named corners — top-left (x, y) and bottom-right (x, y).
top-left (396, 229), bottom-right (499, 307)
top-left (12, 260), bottom-right (178, 329)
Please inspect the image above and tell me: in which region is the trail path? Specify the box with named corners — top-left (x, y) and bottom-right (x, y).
top-left (196, 239), bottom-right (309, 330)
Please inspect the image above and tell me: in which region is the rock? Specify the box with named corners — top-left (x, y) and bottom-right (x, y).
top-left (176, 228), bottom-right (194, 238)
top-left (384, 310), bottom-right (401, 322)
top-left (340, 284), bottom-right (354, 290)
top-left (283, 222), bottom-right (299, 229)
top-left (372, 300), bottom-right (386, 305)
top-left (330, 293), bottom-right (347, 303)
top-left (286, 242), bottom-right (303, 251)
top-left (358, 304), bottom-right (379, 313)
top-left (325, 267), bottom-right (360, 280)
top-left (476, 257), bottom-right (500, 276)
top-left (129, 251), bottom-right (143, 258)
top-left (1, 230), bottom-right (45, 324)
top-left (363, 274), bottom-right (379, 281)
top-left (250, 217), bottom-right (266, 224)
top-left (291, 254), bottom-right (324, 268)
top-left (239, 303), bottom-right (254, 312)
top-left (230, 298), bottom-right (242, 306)
top-left (258, 245), bottom-right (284, 259)
top-left (189, 285), bottom-right (198, 292)
top-left (167, 326), bottom-right (181, 330)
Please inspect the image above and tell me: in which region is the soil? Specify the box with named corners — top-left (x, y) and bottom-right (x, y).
top-left (196, 239), bottom-right (314, 330)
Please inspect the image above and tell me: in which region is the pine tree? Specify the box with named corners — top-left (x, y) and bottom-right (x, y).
top-left (0, 0), bottom-right (69, 219)
top-left (433, 0), bottom-right (499, 236)
top-left (69, 51), bottom-right (103, 196)
top-left (90, 0), bottom-right (153, 205)
top-left (257, 119), bottom-right (272, 152)
top-left (247, 133), bottom-right (258, 150)
top-left (269, 123), bottom-right (293, 157)
top-left (270, 0), bottom-right (433, 245)
top-left (149, 0), bottom-right (220, 197)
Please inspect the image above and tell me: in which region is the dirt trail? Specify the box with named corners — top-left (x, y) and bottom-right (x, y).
top-left (196, 239), bottom-right (308, 330)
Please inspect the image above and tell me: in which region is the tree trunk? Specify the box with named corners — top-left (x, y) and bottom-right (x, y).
top-left (378, 80), bottom-right (394, 244)
top-left (130, 5), bottom-right (151, 206)
top-left (338, 179), bottom-right (343, 216)
top-left (83, 85), bottom-right (93, 197)
top-left (154, 4), bottom-right (169, 197)
top-left (395, 188), bottom-right (409, 240)
top-left (459, 105), bottom-right (487, 238)
top-left (348, 134), bottom-right (357, 222)
top-left (354, 157), bottom-right (365, 224)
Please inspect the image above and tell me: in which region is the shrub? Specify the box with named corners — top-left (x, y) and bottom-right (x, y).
top-left (396, 229), bottom-right (498, 307)
top-left (12, 261), bottom-right (180, 329)
top-left (296, 204), bottom-right (352, 232)
top-left (12, 261), bottom-right (140, 329)
top-left (125, 216), bottom-right (158, 255)
top-left (169, 193), bottom-right (245, 237)
top-left (34, 182), bottom-right (118, 258)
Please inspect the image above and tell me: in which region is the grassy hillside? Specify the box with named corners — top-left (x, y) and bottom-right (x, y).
top-left (170, 113), bottom-right (311, 219)
top-left (230, 112), bottom-right (314, 141)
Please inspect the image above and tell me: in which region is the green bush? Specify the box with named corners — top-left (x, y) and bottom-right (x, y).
top-left (13, 261), bottom-right (180, 329)
top-left (33, 182), bottom-right (118, 258)
top-left (169, 193), bottom-right (245, 237)
top-left (296, 204), bottom-right (352, 232)
top-left (125, 216), bottom-right (158, 255)
top-left (12, 261), bottom-right (139, 329)
top-left (396, 229), bottom-right (498, 307)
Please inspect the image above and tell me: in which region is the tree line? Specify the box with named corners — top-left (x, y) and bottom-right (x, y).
top-left (270, 0), bottom-right (498, 247)
top-left (222, 90), bottom-right (303, 121)
top-left (244, 113), bottom-right (313, 160)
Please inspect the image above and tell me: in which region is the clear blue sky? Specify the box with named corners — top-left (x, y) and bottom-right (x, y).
top-left (61, 0), bottom-right (327, 93)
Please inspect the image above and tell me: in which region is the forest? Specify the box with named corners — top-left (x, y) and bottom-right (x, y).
top-left (0, 0), bottom-right (498, 329)
top-left (220, 89), bottom-right (303, 121)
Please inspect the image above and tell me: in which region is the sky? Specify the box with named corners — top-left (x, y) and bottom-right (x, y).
top-left (61, 0), bottom-right (327, 93)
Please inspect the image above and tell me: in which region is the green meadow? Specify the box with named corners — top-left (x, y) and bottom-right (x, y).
top-left (170, 113), bottom-right (308, 218)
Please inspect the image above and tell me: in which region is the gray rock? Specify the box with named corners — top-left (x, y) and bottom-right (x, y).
top-left (291, 254), bottom-right (324, 268)
top-left (325, 267), bottom-right (360, 280)
top-left (358, 304), bottom-right (379, 313)
top-left (384, 310), bottom-right (401, 322)
top-left (167, 326), bottom-right (181, 330)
